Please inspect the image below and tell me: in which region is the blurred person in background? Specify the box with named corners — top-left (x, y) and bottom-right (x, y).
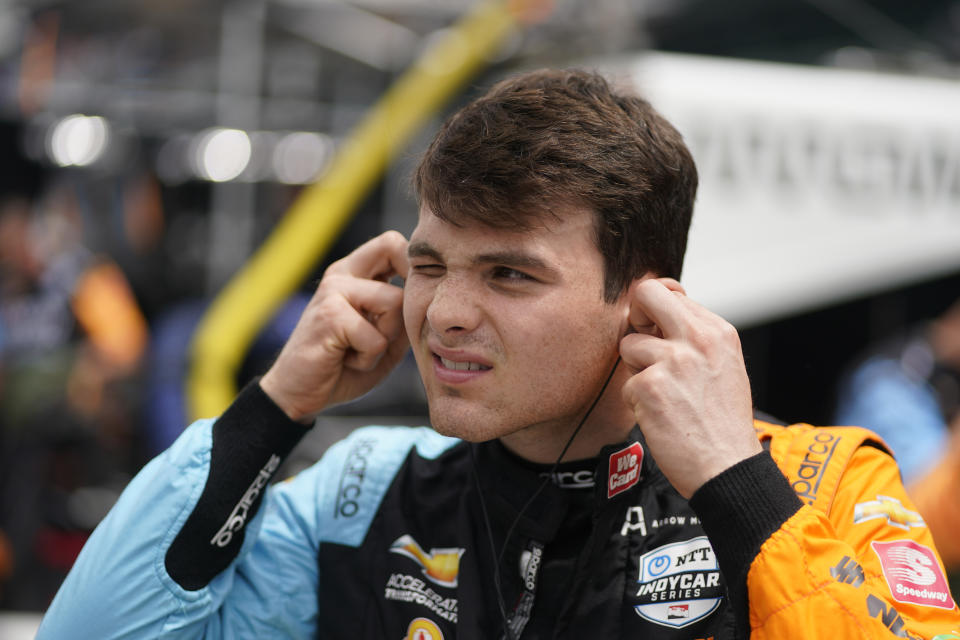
top-left (38, 69), bottom-right (960, 638)
top-left (0, 171), bottom-right (149, 609)
top-left (836, 298), bottom-right (960, 584)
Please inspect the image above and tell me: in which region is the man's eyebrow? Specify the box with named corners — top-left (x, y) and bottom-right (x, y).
top-left (407, 241), bottom-right (442, 260)
top-left (408, 241), bottom-right (557, 274)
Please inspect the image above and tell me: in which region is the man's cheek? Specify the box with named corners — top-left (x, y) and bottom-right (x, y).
top-left (400, 296), bottom-right (421, 343)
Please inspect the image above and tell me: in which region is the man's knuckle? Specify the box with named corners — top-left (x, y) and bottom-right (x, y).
top-left (719, 321), bottom-right (740, 343)
top-left (382, 229), bottom-right (406, 245)
top-left (641, 367), bottom-right (669, 391)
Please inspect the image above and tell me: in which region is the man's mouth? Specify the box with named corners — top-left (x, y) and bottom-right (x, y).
top-left (437, 356), bottom-right (491, 372)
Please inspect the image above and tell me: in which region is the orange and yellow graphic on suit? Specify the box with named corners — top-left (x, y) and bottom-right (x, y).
top-left (390, 535), bottom-right (464, 588)
top-left (854, 495), bottom-right (926, 530)
top-left (403, 617), bottom-right (443, 640)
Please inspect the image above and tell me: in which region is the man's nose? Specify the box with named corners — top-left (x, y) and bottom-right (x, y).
top-left (426, 275), bottom-right (481, 334)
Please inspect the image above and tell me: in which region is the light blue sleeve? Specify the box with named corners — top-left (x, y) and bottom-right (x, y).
top-left (37, 418), bottom-right (222, 639)
top-left (37, 421), bottom-right (455, 639)
top-left (835, 357), bottom-right (948, 485)
top-left (210, 425), bottom-right (455, 638)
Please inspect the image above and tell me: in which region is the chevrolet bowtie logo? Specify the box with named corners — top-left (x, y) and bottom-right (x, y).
top-left (853, 495), bottom-right (925, 530)
top-left (390, 535), bottom-right (464, 588)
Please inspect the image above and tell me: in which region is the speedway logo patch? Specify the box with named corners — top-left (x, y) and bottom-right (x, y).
top-left (633, 536), bottom-right (724, 628)
top-left (607, 442), bottom-right (643, 499)
top-left (872, 540), bottom-right (955, 610)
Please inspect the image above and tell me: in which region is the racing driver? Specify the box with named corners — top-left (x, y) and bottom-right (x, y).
top-left (39, 69), bottom-right (960, 638)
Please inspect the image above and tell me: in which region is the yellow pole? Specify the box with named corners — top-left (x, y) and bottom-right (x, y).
top-left (188, 0), bottom-right (533, 419)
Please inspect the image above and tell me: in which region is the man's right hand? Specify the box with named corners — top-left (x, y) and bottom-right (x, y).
top-left (259, 231), bottom-right (410, 423)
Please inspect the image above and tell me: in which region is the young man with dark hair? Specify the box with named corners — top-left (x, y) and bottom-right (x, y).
top-left (40, 69), bottom-right (959, 638)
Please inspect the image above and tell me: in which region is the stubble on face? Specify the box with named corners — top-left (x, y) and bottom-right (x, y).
top-left (403, 206), bottom-right (632, 457)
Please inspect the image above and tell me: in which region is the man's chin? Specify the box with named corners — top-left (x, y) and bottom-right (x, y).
top-left (427, 404), bottom-right (514, 443)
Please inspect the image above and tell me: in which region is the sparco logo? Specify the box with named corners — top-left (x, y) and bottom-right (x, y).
top-left (210, 454), bottom-right (281, 547)
top-left (791, 431), bottom-right (840, 505)
top-left (607, 442), bottom-right (643, 499)
top-left (521, 544), bottom-right (542, 591)
top-left (540, 469), bottom-right (594, 489)
top-left (334, 438), bottom-right (375, 518)
top-left (633, 536), bottom-right (724, 628)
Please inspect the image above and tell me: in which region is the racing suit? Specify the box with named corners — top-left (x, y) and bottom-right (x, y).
top-left (38, 382), bottom-right (960, 638)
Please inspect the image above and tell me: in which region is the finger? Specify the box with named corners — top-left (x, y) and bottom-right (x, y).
top-left (343, 320), bottom-right (409, 373)
top-left (656, 277), bottom-right (686, 296)
top-left (624, 280), bottom-right (656, 335)
top-left (620, 361), bottom-right (663, 412)
top-left (629, 279), bottom-right (689, 339)
top-left (371, 301), bottom-right (405, 344)
top-left (330, 276), bottom-right (404, 332)
top-left (326, 230), bottom-right (409, 281)
top-left (619, 331), bottom-right (672, 372)
top-left (338, 303), bottom-right (391, 371)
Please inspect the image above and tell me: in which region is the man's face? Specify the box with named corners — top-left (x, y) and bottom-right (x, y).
top-left (403, 206), bottom-right (628, 444)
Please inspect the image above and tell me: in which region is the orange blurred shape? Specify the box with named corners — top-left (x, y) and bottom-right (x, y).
top-left (71, 261), bottom-right (148, 370)
top-left (908, 424), bottom-right (960, 569)
top-left (508, 0), bottom-right (554, 25)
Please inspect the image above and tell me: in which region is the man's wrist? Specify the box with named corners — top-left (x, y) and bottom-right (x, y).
top-left (690, 452), bottom-right (802, 576)
top-left (258, 373), bottom-right (314, 425)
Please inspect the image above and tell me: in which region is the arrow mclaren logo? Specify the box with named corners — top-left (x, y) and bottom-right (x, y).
top-left (633, 536), bottom-right (724, 628)
top-left (390, 535), bottom-right (465, 588)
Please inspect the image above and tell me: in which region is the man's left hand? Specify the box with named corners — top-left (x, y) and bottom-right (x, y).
top-left (619, 278), bottom-right (762, 499)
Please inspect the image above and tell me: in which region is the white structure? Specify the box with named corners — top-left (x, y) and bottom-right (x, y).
top-left (604, 53), bottom-right (960, 327)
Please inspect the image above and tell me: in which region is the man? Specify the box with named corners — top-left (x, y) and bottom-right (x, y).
top-left (39, 69), bottom-right (959, 638)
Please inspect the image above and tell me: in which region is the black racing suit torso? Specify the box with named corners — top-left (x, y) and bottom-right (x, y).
top-left (320, 427), bottom-right (740, 638)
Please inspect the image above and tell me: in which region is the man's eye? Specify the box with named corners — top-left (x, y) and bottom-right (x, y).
top-left (492, 267), bottom-right (534, 281)
top-left (412, 264), bottom-right (444, 275)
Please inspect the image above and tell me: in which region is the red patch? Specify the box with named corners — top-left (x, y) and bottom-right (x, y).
top-left (872, 540), bottom-right (956, 610)
top-left (607, 442), bottom-right (643, 499)
top-left (35, 528), bottom-right (89, 571)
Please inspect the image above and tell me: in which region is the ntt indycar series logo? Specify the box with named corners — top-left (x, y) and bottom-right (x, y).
top-left (633, 536), bottom-right (724, 628)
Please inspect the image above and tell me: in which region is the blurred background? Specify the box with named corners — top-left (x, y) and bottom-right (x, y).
top-left (1, 0), bottom-right (959, 634)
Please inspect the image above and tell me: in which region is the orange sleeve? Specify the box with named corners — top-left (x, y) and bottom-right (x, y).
top-left (908, 430), bottom-right (960, 568)
top-left (748, 446), bottom-right (960, 639)
top-left (71, 261), bottom-right (148, 369)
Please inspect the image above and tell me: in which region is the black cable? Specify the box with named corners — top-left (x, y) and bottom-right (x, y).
top-left (470, 444), bottom-right (514, 639)
top-left (470, 354), bottom-right (622, 639)
top-left (494, 355), bottom-right (622, 570)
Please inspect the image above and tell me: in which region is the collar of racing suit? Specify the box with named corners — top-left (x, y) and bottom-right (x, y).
top-left (470, 424), bottom-right (657, 539)
top-left (466, 426), bottom-right (665, 636)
